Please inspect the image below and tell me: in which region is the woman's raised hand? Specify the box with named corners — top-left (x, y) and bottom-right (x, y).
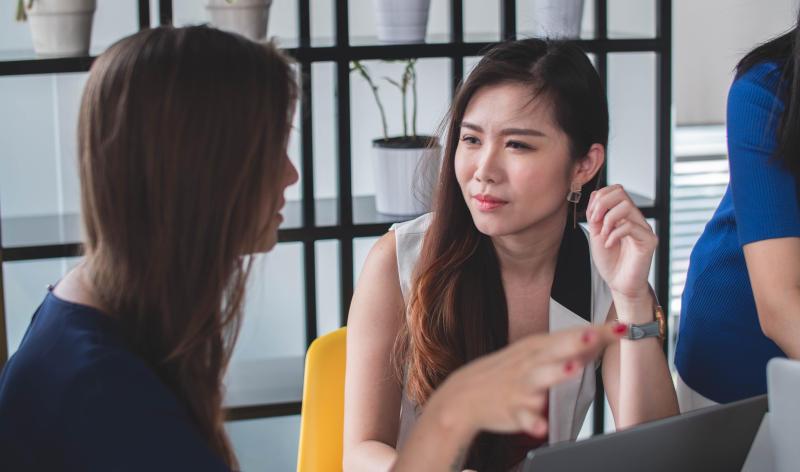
top-left (432, 323), bottom-right (626, 437)
top-left (393, 323), bottom-right (627, 472)
top-left (586, 184), bottom-right (658, 304)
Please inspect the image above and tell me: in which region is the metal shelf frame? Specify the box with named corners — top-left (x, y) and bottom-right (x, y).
top-left (0, 0), bottom-right (672, 429)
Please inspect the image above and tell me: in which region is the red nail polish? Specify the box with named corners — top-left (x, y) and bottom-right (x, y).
top-left (613, 322), bottom-right (628, 334)
top-left (581, 331), bottom-right (595, 344)
top-left (534, 420), bottom-right (548, 438)
top-left (564, 360), bottom-right (576, 373)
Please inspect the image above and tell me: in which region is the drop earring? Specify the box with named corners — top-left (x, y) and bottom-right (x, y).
top-left (566, 182), bottom-right (582, 229)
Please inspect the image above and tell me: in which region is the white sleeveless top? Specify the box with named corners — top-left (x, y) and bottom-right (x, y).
top-left (390, 213), bottom-right (614, 449)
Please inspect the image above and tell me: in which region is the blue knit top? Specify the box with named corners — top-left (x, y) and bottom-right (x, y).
top-left (674, 61), bottom-right (800, 403)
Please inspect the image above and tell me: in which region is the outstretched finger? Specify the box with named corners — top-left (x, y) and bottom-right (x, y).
top-left (518, 322), bottom-right (627, 365)
top-left (522, 355), bottom-right (587, 394)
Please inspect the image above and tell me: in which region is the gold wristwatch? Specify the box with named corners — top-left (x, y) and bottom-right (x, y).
top-left (625, 305), bottom-right (666, 340)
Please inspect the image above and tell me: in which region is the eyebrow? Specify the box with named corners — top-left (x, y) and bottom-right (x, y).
top-left (460, 121), bottom-right (547, 137)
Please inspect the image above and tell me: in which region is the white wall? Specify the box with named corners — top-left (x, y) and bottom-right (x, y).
top-left (674, 0), bottom-right (798, 125)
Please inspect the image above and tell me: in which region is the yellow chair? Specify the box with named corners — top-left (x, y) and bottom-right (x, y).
top-left (297, 327), bottom-right (347, 472)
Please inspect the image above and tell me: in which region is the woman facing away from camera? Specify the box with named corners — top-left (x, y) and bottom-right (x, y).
top-left (0, 26), bottom-right (300, 471)
top-left (0, 26), bottom-right (644, 472)
top-left (675, 10), bottom-right (800, 410)
top-left (344, 39), bottom-right (679, 472)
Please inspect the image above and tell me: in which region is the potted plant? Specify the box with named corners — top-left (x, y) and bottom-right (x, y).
top-left (531, 0), bottom-right (584, 39)
top-left (352, 59), bottom-right (440, 216)
top-left (205, 0), bottom-right (273, 42)
top-left (15, 0), bottom-right (97, 57)
top-left (373, 0), bottom-right (431, 44)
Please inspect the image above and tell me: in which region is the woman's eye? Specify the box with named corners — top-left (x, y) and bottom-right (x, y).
top-left (507, 140), bottom-right (532, 150)
top-left (461, 135), bottom-right (479, 145)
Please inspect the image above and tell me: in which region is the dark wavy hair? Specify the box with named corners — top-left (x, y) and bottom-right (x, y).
top-left (78, 26), bottom-right (296, 468)
top-left (392, 38), bottom-right (608, 471)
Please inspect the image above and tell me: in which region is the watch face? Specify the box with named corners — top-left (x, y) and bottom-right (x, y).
top-left (655, 306), bottom-right (666, 339)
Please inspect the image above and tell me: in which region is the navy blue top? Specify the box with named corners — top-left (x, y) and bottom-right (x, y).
top-left (0, 290), bottom-right (232, 471)
top-left (675, 61), bottom-right (800, 403)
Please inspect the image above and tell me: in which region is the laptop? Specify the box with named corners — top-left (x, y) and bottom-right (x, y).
top-left (767, 357), bottom-right (800, 472)
top-left (523, 394), bottom-right (767, 472)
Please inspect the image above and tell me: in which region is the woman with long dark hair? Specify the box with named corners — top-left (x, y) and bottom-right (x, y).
top-left (344, 39), bottom-right (678, 471)
top-left (675, 11), bottom-right (800, 409)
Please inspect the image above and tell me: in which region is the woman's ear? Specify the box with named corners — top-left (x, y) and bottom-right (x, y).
top-left (573, 143), bottom-right (605, 185)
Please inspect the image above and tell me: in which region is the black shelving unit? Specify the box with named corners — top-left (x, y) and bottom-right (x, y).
top-left (0, 0), bottom-right (672, 432)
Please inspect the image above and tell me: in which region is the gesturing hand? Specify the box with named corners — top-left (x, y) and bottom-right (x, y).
top-left (427, 322), bottom-right (628, 439)
top-left (586, 184), bottom-right (657, 302)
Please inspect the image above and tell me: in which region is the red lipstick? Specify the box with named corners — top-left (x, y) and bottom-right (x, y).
top-left (473, 194), bottom-right (508, 211)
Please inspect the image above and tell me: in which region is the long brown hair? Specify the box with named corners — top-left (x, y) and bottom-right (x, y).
top-left (77, 26), bottom-right (297, 468)
top-left (392, 39), bottom-right (608, 470)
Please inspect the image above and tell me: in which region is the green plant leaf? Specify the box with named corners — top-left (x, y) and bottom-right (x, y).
top-left (15, 0), bottom-right (27, 22)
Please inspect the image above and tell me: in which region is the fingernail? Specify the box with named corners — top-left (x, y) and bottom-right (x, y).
top-left (581, 331), bottom-right (595, 344)
top-left (533, 419), bottom-right (548, 438)
top-left (612, 321), bottom-right (628, 335)
top-left (564, 360), bottom-right (576, 373)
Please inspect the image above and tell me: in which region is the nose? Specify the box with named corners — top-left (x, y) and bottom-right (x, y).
top-left (473, 143), bottom-right (501, 184)
top-left (284, 155), bottom-right (299, 188)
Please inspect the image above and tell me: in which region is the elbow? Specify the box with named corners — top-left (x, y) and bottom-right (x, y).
top-left (758, 313), bottom-right (779, 343)
top-left (754, 296), bottom-right (800, 358)
top-left (754, 297), bottom-right (784, 343)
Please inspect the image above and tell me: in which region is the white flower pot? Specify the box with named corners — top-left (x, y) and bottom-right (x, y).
top-left (530, 0), bottom-right (585, 39)
top-left (25, 0), bottom-right (96, 57)
top-left (373, 0), bottom-right (431, 44)
top-left (205, 0), bottom-right (273, 42)
top-left (372, 139), bottom-right (440, 216)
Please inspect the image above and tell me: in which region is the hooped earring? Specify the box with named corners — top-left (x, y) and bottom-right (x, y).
top-left (566, 182), bottom-right (582, 229)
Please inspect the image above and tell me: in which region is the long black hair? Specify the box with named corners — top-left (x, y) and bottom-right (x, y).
top-left (736, 10), bottom-right (800, 179)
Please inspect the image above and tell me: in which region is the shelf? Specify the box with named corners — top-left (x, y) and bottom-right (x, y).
top-left (348, 33), bottom-right (453, 47)
top-left (0, 196), bottom-right (414, 261)
top-left (1, 213), bottom-right (83, 250)
top-left (1, 194), bottom-right (656, 262)
top-left (0, 37), bottom-right (666, 76)
top-left (223, 356), bottom-right (304, 420)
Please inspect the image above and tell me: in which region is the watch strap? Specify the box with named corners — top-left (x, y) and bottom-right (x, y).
top-left (626, 321), bottom-right (660, 340)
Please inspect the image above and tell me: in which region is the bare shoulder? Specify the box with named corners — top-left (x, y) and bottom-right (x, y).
top-left (370, 230), bottom-right (399, 266)
top-left (348, 230), bottom-right (404, 327)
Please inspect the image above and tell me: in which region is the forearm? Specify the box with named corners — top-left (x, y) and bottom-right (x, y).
top-left (616, 337), bottom-right (678, 427)
top-left (613, 296), bottom-right (678, 428)
top-left (391, 393), bottom-right (476, 472)
top-left (343, 440), bottom-right (398, 472)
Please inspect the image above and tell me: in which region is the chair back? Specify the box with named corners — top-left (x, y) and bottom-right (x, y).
top-left (297, 327), bottom-right (347, 472)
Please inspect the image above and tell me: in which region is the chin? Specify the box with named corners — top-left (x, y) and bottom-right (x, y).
top-left (470, 213), bottom-right (511, 237)
top-left (251, 231), bottom-right (279, 254)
